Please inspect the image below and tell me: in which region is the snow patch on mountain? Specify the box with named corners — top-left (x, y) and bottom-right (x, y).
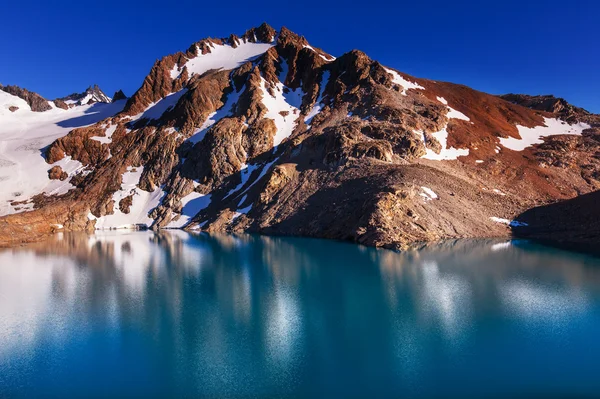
top-left (44, 156), bottom-right (85, 196)
top-left (499, 117), bottom-right (591, 151)
top-left (304, 71), bottom-right (330, 127)
top-left (173, 39), bottom-right (274, 80)
top-left (91, 124), bottom-right (117, 144)
top-left (420, 126), bottom-right (470, 161)
top-left (93, 166), bottom-right (165, 229)
top-left (383, 67), bottom-right (425, 95)
top-left (167, 191), bottom-right (212, 228)
top-left (131, 89), bottom-right (188, 122)
top-left (447, 107), bottom-right (470, 121)
top-left (420, 187), bottom-right (438, 201)
top-left (260, 76), bottom-right (303, 146)
top-left (436, 96), bottom-right (448, 105)
top-left (189, 82), bottom-right (243, 144)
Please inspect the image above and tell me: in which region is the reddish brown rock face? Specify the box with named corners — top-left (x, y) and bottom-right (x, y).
top-left (1, 23), bottom-right (600, 250)
top-left (48, 166), bottom-right (68, 181)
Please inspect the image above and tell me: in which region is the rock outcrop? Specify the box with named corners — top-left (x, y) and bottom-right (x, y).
top-left (112, 89), bottom-right (127, 102)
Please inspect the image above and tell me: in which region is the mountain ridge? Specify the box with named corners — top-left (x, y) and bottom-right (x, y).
top-left (1, 23), bottom-right (598, 249)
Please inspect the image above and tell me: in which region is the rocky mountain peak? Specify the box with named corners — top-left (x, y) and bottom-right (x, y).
top-left (56, 84), bottom-right (112, 106)
top-left (112, 89), bottom-right (127, 102)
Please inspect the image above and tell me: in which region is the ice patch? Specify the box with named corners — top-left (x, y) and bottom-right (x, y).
top-left (500, 117), bottom-right (590, 151)
top-left (436, 96), bottom-right (448, 105)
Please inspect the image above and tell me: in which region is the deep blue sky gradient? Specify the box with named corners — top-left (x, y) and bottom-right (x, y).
top-left (1, 0), bottom-right (598, 112)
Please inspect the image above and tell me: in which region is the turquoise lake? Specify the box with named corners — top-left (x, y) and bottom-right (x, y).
top-left (1, 231), bottom-right (599, 398)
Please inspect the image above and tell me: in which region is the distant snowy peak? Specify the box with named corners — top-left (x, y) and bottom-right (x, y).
top-left (56, 84), bottom-right (112, 107)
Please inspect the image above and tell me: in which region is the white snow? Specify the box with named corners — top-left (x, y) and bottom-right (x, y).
top-left (302, 45), bottom-right (336, 62)
top-left (436, 96), bottom-right (448, 105)
top-left (189, 82), bottom-right (243, 145)
top-left (447, 107), bottom-right (470, 121)
top-left (490, 217), bottom-right (528, 227)
top-left (493, 189), bottom-right (506, 196)
top-left (435, 95), bottom-right (470, 121)
top-left (94, 166), bottom-right (165, 229)
top-left (383, 67), bottom-right (425, 96)
top-left (499, 117), bottom-right (591, 151)
top-left (232, 201), bottom-right (253, 222)
top-left (174, 39), bottom-right (274, 80)
top-left (226, 157), bottom-right (280, 201)
top-left (0, 93), bottom-right (125, 215)
top-left (304, 71), bottom-right (330, 127)
top-left (419, 102), bottom-right (472, 161)
top-left (43, 156), bottom-right (85, 196)
top-left (420, 186), bottom-right (438, 201)
top-left (224, 163), bottom-right (260, 199)
top-left (132, 89), bottom-right (188, 122)
top-left (259, 74), bottom-right (303, 146)
top-left (166, 190), bottom-right (212, 228)
top-left (475, 160), bottom-right (484, 164)
top-left (91, 124), bottom-right (117, 144)
top-left (0, 90), bottom-right (31, 115)
top-left (420, 126), bottom-right (470, 161)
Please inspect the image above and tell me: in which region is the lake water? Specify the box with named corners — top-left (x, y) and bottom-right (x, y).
top-left (1, 231), bottom-right (600, 398)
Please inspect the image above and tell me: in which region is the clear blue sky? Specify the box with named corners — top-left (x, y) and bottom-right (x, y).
top-left (1, 0), bottom-right (598, 112)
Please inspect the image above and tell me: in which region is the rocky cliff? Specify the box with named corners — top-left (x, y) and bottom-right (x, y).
top-left (1, 23), bottom-right (599, 249)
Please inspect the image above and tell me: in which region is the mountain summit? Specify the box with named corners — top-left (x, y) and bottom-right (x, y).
top-left (1, 23), bottom-right (599, 249)
top-left (56, 84), bottom-right (112, 107)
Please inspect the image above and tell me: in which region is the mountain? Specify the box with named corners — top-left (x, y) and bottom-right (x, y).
top-left (55, 84), bottom-right (112, 108)
top-left (1, 23), bottom-right (599, 248)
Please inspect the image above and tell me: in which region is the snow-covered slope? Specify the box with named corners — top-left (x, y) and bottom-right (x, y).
top-left (0, 91), bottom-right (125, 215)
top-left (172, 38), bottom-right (275, 79)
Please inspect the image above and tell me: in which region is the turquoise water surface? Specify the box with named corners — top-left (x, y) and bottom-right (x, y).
top-left (1, 232), bottom-right (600, 398)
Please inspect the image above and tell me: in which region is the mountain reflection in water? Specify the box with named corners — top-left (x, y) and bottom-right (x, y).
top-left (1, 231), bottom-right (600, 398)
